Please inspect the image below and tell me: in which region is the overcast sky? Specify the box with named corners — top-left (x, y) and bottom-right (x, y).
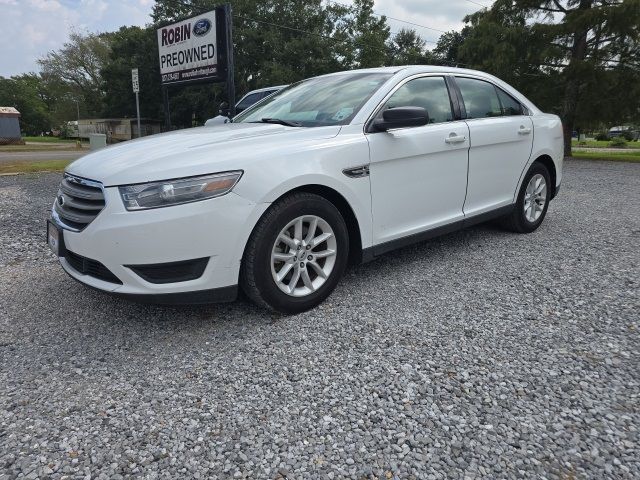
top-left (0, 0), bottom-right (489, 77)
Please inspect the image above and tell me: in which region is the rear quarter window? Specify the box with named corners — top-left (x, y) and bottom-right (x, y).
top-left (496, 88), bottom-right (524, 116)
top-left (236, 92), bottom-right (263, 111)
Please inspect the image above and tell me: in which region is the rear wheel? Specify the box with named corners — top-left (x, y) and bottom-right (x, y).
top-left (241, 193), bottom-right (349, 313)
top-left (501, 162), bottom-right (551, 233)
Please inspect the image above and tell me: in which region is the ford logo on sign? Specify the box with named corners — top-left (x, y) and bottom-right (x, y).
top-left (193, 18), bottom-right (212, 37)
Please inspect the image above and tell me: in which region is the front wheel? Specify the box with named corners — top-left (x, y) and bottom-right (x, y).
top-left (501, 162), bottom-right (552, 233)
top-left (241, 193), bottom-right (349, 314)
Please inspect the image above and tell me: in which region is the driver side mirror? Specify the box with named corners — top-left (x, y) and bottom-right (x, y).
top-left (372, 107), bottom-right (429, 132)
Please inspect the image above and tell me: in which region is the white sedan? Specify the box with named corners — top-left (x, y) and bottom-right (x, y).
top-left (48, 66), bottom-right (563, 313)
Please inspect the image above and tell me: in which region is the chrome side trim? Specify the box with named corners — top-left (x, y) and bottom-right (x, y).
top-left (342, 165), bottom-right (370, 178)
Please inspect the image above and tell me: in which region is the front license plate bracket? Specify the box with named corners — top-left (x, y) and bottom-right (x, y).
top-left (47, 221), bottom-right (66, 257)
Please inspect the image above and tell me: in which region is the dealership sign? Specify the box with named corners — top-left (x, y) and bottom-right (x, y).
top-left (157, 10), bottom-right (219, 85)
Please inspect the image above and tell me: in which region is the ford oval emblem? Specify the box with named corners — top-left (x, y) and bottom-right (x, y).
top-left (193, 18), bottom-right (212, 37)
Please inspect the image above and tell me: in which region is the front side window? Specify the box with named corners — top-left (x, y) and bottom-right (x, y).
top-left (456, 77), bottom-right (502, 119)
top-left (377, 76), bottom-right (454, 124)
top-left (235, 72), bottom-right (393, 127)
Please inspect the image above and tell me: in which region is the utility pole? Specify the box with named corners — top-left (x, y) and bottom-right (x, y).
top-left (131, 68), bottom-right (142, 138)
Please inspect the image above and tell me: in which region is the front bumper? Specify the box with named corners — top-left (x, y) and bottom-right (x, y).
top-left (52, 186), bottom-right (268, 302)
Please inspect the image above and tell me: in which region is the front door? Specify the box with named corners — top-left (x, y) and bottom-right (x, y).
top-left (367, 75), bottom-right (470, 245)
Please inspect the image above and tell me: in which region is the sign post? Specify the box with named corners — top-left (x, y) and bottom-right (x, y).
top-left (223, 3), bottom-right (235, 117)
top-left (131, 68), bottom-right (142, 138)
top-left (156, 4), bottom-right (234, 129)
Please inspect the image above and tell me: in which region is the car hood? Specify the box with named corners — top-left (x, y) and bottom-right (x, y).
top-left (67, 123), bottom-right (342, 186)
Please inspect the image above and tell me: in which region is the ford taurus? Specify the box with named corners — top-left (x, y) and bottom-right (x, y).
top-left (48, 66), bottom-right (564, 313)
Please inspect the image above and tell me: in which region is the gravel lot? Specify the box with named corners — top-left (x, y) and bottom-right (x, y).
top-left (1, 159), bottom-right (639, 479)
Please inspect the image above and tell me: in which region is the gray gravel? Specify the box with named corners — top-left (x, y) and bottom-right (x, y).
top-left (1, 159), bottom-right (639, 479)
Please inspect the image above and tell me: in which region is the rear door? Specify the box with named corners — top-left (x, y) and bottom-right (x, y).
top-left (454, 76), bottom-right (534, 216)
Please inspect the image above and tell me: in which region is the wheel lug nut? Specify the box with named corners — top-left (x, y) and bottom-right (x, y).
top-left (300, 262), bottom-right (305, 268)
top-left (297, 245), bottom-right (302, 250)
top-left (306, 245), bottom-right (311, 250)
top-left (307, 255), bottom-right (313, 261)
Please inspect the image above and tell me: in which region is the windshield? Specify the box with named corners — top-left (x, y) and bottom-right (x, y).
top-left (234, 72), bottom-right (393, 127)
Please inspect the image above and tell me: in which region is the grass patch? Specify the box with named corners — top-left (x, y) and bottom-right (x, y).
top-left (571, 151), bottom-right (640, 163)
top-left (0, 145), bottom-right (86, 152)
top-left (0, 159), bottom-right (72, 174)
top-left (22, 136), bottom-right (84, 144)
top-left (572, 139), bottom-right (640, 148)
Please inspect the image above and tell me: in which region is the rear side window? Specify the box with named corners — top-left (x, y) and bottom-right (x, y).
top-left (381, 76), bottom-right (454, 124)
top-left (496, 88), bottom-right (524, 115)
top-left (456, 77), bottom-right (502, 119)
top-left (236, 92), bottom-right (263, 111)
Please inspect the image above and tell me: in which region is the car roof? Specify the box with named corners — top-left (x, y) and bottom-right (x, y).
top-left (244, 85), bottom-right (288, 95)
top-left (321, 65), bottom-right (499, 78)
top-left (326, 65), bottom-right (541, 118)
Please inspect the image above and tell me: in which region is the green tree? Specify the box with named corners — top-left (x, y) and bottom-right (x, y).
top-left (387, 28), bottom-right (434, 65)
top-left (0, 74), bottom-right (52, 135)
top-left (347, 0), bottom-right (390, 68)
top-left (38, 31), bottom-right (112, 117)
top-left (433, 31), bottom-right (469, 66)
top-left (101, 26), bottom-right (163, 120)
top-left (449, 0), bottom-right (640, 155)
top-left (150, 0), bottom-right (368, 126)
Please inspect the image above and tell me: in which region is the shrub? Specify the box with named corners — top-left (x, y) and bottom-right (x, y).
top-left (608, 136), bottom-right (628, 148)
top-left (595, 132), bottom-right (609, 141)
top-left (622, 131), bottom-right (634, 141)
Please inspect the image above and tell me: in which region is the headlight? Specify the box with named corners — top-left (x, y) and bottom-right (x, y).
top-left (119, 171), bottom-right (243, 211)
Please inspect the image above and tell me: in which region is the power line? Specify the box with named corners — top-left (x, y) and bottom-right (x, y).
top-left (167, 0), bottom-right (443, 42)
top-left (464, 0), bottom-right (489, 9)
top-left (325, 0), bottom-right (448, 34)
top-left (238, 15), bottom-right (439, 48)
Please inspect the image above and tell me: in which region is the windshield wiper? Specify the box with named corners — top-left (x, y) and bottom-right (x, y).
top-left (258, 118), bottom-right (302, 127)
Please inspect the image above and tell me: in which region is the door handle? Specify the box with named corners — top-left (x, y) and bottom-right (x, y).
top-left (518, 126), bottom-right (532, 135)
top-left (445, 134), bottom-right (466, 144)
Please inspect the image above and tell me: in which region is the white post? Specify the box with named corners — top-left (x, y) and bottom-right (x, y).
top-left (135, 92), bottom-right (141, 139)
top-left (131, 68), bottom-right (141, 138)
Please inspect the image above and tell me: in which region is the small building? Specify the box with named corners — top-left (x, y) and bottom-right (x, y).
top-left (0, 107), bottom-right (22, 145)
top-left (77, 118), bottom-right (162, 143)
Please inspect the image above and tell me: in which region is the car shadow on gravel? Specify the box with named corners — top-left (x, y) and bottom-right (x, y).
top-left (348, 221), bottom-right (517, 276)
top-left (37, 221), bottom-right (522, 329)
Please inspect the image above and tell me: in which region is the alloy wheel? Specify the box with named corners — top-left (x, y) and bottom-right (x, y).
top-left (270, 215), bottom-right (337, 297)
top-left (523, 173), bottom-right (547, 223)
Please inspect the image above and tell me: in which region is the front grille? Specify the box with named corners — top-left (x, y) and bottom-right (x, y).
top-left (54, 174), bottom-right (105, 231)
top-left (65, 250), bottom-right (122, 285)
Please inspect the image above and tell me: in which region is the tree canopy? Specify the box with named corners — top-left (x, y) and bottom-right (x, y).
top-left (453, 0), bottom-right (640, 154)
top-left (2, 0), bottom-right (637, 154)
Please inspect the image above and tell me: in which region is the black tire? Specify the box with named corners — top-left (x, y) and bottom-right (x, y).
top-left (500, 162), bottom-right (552, 233)
top-left (240, 192), bottom-right (349, 314)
